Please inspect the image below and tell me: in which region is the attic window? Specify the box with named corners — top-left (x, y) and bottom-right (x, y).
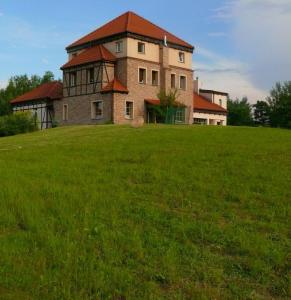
top-left (179, 52), bottom-right (185, 63)
top-left (138, 42), bottom-right (145, 54)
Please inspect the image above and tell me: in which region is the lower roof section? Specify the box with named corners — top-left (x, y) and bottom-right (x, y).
top-left (10, 82), bottom-right (63, 105)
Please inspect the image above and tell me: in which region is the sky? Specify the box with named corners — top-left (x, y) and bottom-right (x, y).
top-left (0, 0), bottom-right (290, 103)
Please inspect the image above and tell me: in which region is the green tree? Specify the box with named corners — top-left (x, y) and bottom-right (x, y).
top-left (227, 97), bottom-right (254, 126)
top-left (267, 81), bottom-right (291, 129)
top-left (253, 100), bottom-right (270, 126)
top-left (0, 71), bottom-right (56, 116)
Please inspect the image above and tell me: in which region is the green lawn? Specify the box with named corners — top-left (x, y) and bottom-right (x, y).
top-left (0, 125), bottom-right (290, 300)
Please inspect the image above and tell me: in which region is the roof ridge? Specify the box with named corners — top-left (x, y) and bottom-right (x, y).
top-left (126, 11), bottom-right (131, 31)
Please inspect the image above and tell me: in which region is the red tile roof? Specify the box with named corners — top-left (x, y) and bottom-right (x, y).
top-left (193, 93), bottom-right (227, 113)
top-left (61, 44), bottom-right (116, 69)
top-left (10, 82), bottom-right (63, 104)
top-left (67, 11), bottom-right (193, 50)
top-left (101, 78), bottom-right (128, 94)
top-left (145, 99), bottom-right (161, 106)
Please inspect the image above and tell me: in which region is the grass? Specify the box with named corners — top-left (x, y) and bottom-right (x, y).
top-left (0, 124), bottom-right (290, 300)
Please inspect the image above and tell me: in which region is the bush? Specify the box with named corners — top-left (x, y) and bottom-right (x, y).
top-left (0, 112), bottom-right (38, 137)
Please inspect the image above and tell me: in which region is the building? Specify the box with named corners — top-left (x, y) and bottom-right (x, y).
top-left (193, 92), bottom-right (227, 125)
top-left (10, 81), bottom-right (63, 129)
top-left (10, 11), bottom-right (228, 127)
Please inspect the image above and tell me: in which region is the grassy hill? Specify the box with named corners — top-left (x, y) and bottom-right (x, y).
top-left (0, 125), bottom-right (290, 300)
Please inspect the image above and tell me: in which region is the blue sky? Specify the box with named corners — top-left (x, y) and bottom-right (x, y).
top-left (0, 0), bottom-right (290, 102)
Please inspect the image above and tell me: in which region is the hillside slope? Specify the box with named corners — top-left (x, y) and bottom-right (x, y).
top-left (0, 125), bottom-right (290, 299)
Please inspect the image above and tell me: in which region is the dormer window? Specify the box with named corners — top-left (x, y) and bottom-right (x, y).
top-left (116, 41), bottom-right (123, 53)
top-left (179, 52), bottom-right (185, 63)
top-left (138, 42), bottom-right (145, 54)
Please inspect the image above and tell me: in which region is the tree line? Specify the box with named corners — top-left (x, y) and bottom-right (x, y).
top-left (228, 81), bottom-right (291, 129)
top-left (0, 71), bottom-right (56, 116)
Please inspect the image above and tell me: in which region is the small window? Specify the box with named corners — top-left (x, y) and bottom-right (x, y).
top-left (171, 74), bottom-right (176, 89)
top-left (193, 118), bottom-right (207, 125)
top-left (139, 68), bottom-right (146, 84)
top-left (63, 104), bottom-right (68, 121)
top-left (138, 42), bottom-right (145, 54)
top-left (91, 101), bottom-right (103, 119)
top-left (125, 101), bottom-right (133, 119)
top-left (179, 52), bottom-right (185, 63)
top-left (72, 53), bottom-right (78, 58)
top-left (70, 72), bottom-right (77, 87)
top-left (87, 68), bottom-right (94, 84)
top-left (179, 75), bottom-right (186, 90)
top-left (116, 41), bottom-right (123, 53)
top-left (151, 70), bottom-right (159, 86)
top-left (219, 99), bottom-right (222, 106)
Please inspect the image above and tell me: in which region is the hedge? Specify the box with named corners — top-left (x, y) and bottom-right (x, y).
top-left (0, 112), bottom-right (38, 137)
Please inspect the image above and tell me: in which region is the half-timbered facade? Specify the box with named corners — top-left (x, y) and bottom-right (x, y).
top-left (10, 82), bottom-right (63, 129)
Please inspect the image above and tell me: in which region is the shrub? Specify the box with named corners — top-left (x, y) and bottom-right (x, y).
top-left (0, 112), bottom-right (38, 137)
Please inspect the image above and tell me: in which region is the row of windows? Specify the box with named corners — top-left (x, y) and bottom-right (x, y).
top-left (68, 68), bottom-right (187, 90)
top-left (115, 41), bottom-right (185, 63)
top-left (138, 68), bottom-right (187, 90)
top-left (62, 101), bottom-right (134, 121)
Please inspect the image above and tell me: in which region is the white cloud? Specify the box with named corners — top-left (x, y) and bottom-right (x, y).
top-left (194, 46), bottom-right (267, 102)
top-left (213, 0), bottom-right (291, 90)
top-left (0, 79), bottom-right (8, 89)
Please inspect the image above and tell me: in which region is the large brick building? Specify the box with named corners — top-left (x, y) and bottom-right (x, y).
top-left (11, 11), bottom-right (228, 127)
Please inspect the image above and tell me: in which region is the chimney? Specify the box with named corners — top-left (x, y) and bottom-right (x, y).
top-left (193, 77), bottom-right (199, 93)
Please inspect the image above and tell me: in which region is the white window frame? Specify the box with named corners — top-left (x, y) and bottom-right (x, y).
top-left (178, 52), bottom-right (185, 63)
top-left (125, 100), bottom-right (134, 120)
top-left (138, 67), bottom-right (147, 84)
top-left (151, 69), bottom-right (159, 86)
top-left (179, 75), bottom-right (187, 90)
top-left (138, 42), bottom-right (145, 54)
top-left (63, 104), bottom-right (68, 121)
top-left (171, 73), bottom-right (176, 89)
top-left (115, 41), bottom-right (123, 53)
top-left (69, 72), bottom-right (77, 87)
top-left (91, 100), bottom-right (104, 120)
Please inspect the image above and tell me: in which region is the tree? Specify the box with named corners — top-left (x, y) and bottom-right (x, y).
top-left (253, 100), bottom-right (270, 126)
top-left (227, 97), bottom-right (254, 126)
top-left (0, 71), bottom-right (56, 116)
top-left (267, 81), bottom-right (291, 128)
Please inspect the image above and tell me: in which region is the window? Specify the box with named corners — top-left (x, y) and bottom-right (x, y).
top-left (125, 101), bottom-right (133, 119)
top-left (91, 101), bottom-right (103, 119)
top-left (151, 70), bottom-right (159, 86)
top-left (87, 68), bottom-right (94, 84)
top-left (138, 42), bottom-right (145, 54)
top-left (175, 108), bottom-right (185, 123)
top-left (139, 68), bottom-right (146, 84)
top-left (171, 74), bottom-right (176, 89)
top-left (194, 118), bottom-right (207, 125)
top-left (179, 75), bottom-right (186, 90)
top-left (116, 41), bottom-right (123, 53)
top-left (70, 72), bottom-right (77, 87)
top-left (63, 104), bottom-right (68, 121)
top-left (72, 53), bottom-right (77, 58)
top-left (219, 99), bottom-right (222, 106)
top-left (179, 52), bottom-right (185, 63)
